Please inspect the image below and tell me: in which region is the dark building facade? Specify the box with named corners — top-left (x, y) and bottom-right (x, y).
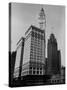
top-left (60, 66), bottom-right (65, 83)
top-left (9, 51), bottom-right (16, 86)
top-left (57, 50), bottom-right (61, 74)
top-left (47, 34), bottom-right (61, 75)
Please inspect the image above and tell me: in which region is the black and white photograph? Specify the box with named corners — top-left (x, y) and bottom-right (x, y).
top-left (9, 2), bottom-right (65, 87)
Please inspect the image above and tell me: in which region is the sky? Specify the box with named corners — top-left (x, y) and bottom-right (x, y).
top-left (11, 3), bottom-right (65, 66)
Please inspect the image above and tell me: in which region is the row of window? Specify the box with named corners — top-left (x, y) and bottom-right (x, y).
top-left (22, 65), bottom-right (44, 71)
top-left (31, 41), bottom-right (44, 46)
top-left (31, 46), bottom-right (43, 50)
top-left (30, 60), bottom-right (44, 63)
top-left (30, 54), bottom-right (42, 57)
top-left (30, 54), bottom-right (43, 58)
top-left (30, 51), bottom-right (44, 55)
top-left (30, 48), bottom-right (43, 53)
top-left (31, 48), bottom-right (44, 52)
top-left (32, 30), bottom-right (44, 34)
top-left (14, 67), bottom-right (44, 77)
top-left (31, 45), bottom-right (43, 49)
top-left (21, 70), bottom-right (44, 76)
top-left (30, 57), bottom-right (44, 60)
top-left (30, 67), bottom-right (43, 70)
top-left (30, 58), bottom-right (43, 61)
top-left (29, 70), bottom-right (43, 75)
top-left (31, 44), bottom-right (44, 49)
top-left (30, 61), bottom-right (44, 65)
top-left (31, 38), bottom-right (44, 44)
top-left (31, 41), bottom-right (43, 45)
top-left (30, 55), bottom-right (44, 59)
top-left (50, 79), bottom-right (61, 83)
top-left (31, 43), bottom-right (43, 47)
top-left (30, 49), bottom-right (43, 53)
top-left (31, 31), bottom-right (44, 40)
top-left (31, 37), bottom-right (44, 41)
top-left (32, 30), bottom-right (44, 35)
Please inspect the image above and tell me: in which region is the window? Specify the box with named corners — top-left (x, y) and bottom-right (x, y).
top-left (29, 70), bottom-right (32, 75)
top-left (33, 71), bottom-right (35, 75)
top-left (37, 71), bottom-right (39, 74)
top-left (55, 80), bottom-right (56, 82)
top-left (40, 68), bottom-right (42, 70)
top-left (40, 71), bottom-right (42, 74)
top-left (30, 67), bottom-right (32, 69)
top-left (37, 68), bottom-right (39, 70)
top-left (57, 80), bottom-right (59, 82)
top-left (52, 80), bottom-right (54, 83)
top-left (33, 67), bottom-right (35, 70)
top-left (38, 34), bottom-right (40, 39)
top-left (32, 31), bottom-right (34, 37)
top-left (41, 35), bottom-right (43, 40)
top-left (35, 32), bottom-right (37, 38)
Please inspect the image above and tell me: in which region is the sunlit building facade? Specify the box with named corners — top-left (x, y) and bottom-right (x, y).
top-left (14, 37), bottom-right (25, 78)
top-left (21, 25), bottom-right (45, 76)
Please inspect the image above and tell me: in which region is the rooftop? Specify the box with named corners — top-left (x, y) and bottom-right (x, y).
top-left (17, 37), bottom-right (25, 45)
top-left (25, 25), bottom-right (44, 35)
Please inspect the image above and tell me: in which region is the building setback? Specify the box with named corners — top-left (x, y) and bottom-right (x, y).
top-left (47, 34), bottom-right (61, 75)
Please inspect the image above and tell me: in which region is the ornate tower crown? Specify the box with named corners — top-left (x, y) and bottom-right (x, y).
top-left (38, 8), bottom-right (46, 30)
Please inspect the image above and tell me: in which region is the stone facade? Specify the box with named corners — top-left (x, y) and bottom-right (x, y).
top-left (21, 26), bottom-right (45, 76)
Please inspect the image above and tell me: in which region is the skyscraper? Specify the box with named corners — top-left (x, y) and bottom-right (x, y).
top-left (21, 8), bottom-right (46, 77)
top-left (14, 37), bottom-right (25, 79)
top-left (38, 8), bottom-right (46, 30)
top-left (47, 34), bottom-right (61, 75)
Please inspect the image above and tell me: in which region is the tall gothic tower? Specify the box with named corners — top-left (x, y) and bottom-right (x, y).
top-left (38, 8), bottom-right (46, 64)
top-left (47, 34), bottom-right (61, 75)
top-left (38, 8), bottom-right (46, 30)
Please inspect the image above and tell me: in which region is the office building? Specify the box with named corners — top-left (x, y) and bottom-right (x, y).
top-left (47, 34), bottom-right (61, 75)
top-left (14, 37), bottom-right (25, 79)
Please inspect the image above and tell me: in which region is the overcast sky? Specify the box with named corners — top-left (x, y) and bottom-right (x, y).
top-left (11, 3), bottom-right (65, 66)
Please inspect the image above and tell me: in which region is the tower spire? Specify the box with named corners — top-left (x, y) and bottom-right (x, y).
top-left (38, 8), bottom-right (46, 30)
